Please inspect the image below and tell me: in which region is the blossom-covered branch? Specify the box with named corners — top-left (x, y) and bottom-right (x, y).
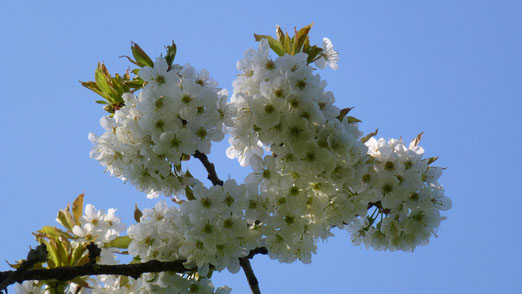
top-left (1, 246), bottom-right (268, 292)
top-left (10, 24), bottom-right (451, 294)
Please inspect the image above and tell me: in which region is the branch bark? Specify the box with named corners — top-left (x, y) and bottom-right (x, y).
top-left (239, 257), bottom-right (261, 294)
top-left (193, 150), bottom-right (224, 186)
top-left (0, 248), bottom-right (268, 291)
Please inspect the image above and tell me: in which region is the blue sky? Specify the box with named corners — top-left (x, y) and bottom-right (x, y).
top-left (1, 0), bottom-right (521, 293)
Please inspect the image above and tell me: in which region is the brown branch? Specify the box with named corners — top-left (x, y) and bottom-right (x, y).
top-left (239, 257), bottom-right (261, 294)
top-left (0, 243), bottom-right (48, 291)
top-left (0, 247), bottom-right (268, 291)
top-left (193, 150), bottom-right (224, 186)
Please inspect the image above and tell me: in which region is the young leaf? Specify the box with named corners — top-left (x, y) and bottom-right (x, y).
top-left (80, 81), bottom-right (104, 98)
top-left (63, 203), bottom-right (75, 230)
top-left (283, 32), bottom-right (292, 54)
top-left (165, 41), bottom-right (177, 68)
top-left (337, 107), bottom-right (354, 121)
top-left (361, 129), bottom-right (379, 143)
top-left (94, 63), bottom-right (113, 98)
top-left (104, 236), bottom-right (131, 249)
top-left (71, 243), bottom-right (88, 266)
top-left (131, 42), bottom-right (154, 67)
top-left (347, 116), bottom-right (362, 123)
top-left (254, 34), bottom-right (284, 56)
top-left (293, 23), bottom-right (313, 54)
top-left (72, 193), bottom-right (84, 226)
top-left (38, 226), bottom-right (73, 240)
top-left (409, 132), bottom-right (424, 149)
top-left (56, 210), bottom-right (73, 231)
top-left (41, 240), bottom-right (58, 269)
top-left (53, 238), bottom-right (68, 267)
top-left (185, 186), bottom-right (195, 200)
top-left (305, 45), bottom-right (323, 64)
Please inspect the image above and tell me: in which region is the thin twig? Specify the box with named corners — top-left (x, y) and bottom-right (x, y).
top-left (193, 150), bottom-right (224, 186)
top-left (239, 257), bottom-right (261, 294)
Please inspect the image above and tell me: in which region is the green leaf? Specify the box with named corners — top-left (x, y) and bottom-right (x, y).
top-left (80, 81), bottom-right (105, 98)
top-left (76, 254), bottom-right (90, 266)
top-left (95, 100), bottom-right (108, 105)
top-left (165, 41), bottom-right (177, 68)
top-left (409, 132), bottom-right (424, 149)
top-left (185, 186), bottom-right (195, 200)
top-left (64, 203), bottom-right (75, 231)
top-left (254, 34), bottom-right (284, 56)
top-left (337, 107), bottom-right (354, 121)
top-left (7, 259), bottom-right (24, 270)
top-left (56, 210), bottom-right (72, 231)
top-left (361, 128), bottom-right (379, 143)
top-left (283, 32), bottom-right (292, 54)
top-left (427, 156), bottom-right (439, 165)
top-left (293, 23), bottom-right (313, 54)
top-left (109, 74), bottom-right (126, 97)
top-left (95, 63), bottom-right (112, 96)
top-left (305, 45), bottom-right (323, 64)
top-left (134, 204), bottom-right (143, 223)
top-left (347, 116), bottom-right (362, 123)
top-left (71, 243), bottom-right (88, 266)
top-left (72, 193), bottom-right (84, 226)
top-left (38, 226), bottom-right (73, 240)
top-left (124, 79), bottom-right (145, 89)
top-left (104, 236), bottom-right (132, 249)
top-left (131, 42), bottom-right (154, 67)
top-left (53, 238), bottom-right (68, 267)
top-left (42, 240), bottom-right (58, 268)
top-left (130, 255), bottom-right (141, 264)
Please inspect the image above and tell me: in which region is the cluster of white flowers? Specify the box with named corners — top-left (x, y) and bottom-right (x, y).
top-left (69, 204), bottom-right (126, 264)
top-left (16, 204), bottom-right (127, 294)
top-left (347, 137), bottom-right (452, 251)
top-left (89, 58), bottom-right (227, 199)
top-left (128, 180), bottom-right (259, 276)
top-left (223, 38), bottom-right (370, 263)
top-left (57, 31), bottom-right (452, 293)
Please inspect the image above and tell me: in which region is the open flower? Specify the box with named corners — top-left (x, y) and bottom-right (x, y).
top-left (315, 38), bottom-right (339, 70)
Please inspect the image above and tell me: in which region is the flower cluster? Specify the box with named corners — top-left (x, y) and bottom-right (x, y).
top-left (224, 38), bottom-right (370, 263)
top-left (22, 26), bottom-right (452, 294)
top-left (348, 137), bottom-right (452, 251)
top-left (89, 58), bottom-right (226, 199)
top-left (128, 180), bottom-right (260, 276)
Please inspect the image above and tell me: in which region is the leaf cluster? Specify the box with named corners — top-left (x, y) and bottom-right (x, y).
top-left (80, 42), bottom-right (177, 114)
top-left (254, 23), bottom-right (324, 64)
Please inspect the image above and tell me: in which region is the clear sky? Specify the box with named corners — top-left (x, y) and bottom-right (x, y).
top-left (1, 0), bottom-right (521, 293)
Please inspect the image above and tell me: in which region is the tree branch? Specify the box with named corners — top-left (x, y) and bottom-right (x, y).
top-left (0, 247), bottom-right (268, 291)
top-left (193, 150), bottom-right (224, 186)
top-left (192, 151), bottom-right (266, 293)
top-left (239, 257), bottom-right (261, 294)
